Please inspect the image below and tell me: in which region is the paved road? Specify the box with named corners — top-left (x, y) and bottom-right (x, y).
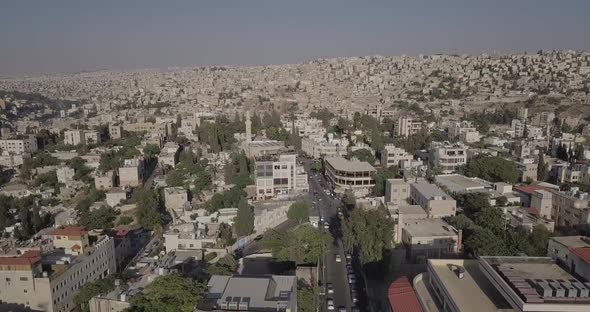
top-left (305, 161), bottom-right (357, 312)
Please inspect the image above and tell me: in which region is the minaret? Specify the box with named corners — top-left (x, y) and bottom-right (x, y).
top-left (245, 111), bottom-right (252, 143)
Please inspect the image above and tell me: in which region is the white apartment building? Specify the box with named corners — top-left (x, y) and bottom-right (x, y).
top-left (254, 154), bottom-right (308, 200)
top-left (0, 135), bottom-right (38, 154)
top-left (301, 137), bottom-right (346, 159)
top-left (95, 170), bottom-right (116, 190)
top-left (119, 158), bottom-right (144, 187)
top-left (0, 150), bottom-right (29, 168)
top-left (410, 180), bottom-right (457, 218)
top-left (448, 121), bottom-right (480, 143)
top-left (394, 116), bottom-right (423, 137)
top-left (108, 124), bottom-right (123, 140)
top-left (551, 188), bottom-right (590, 227)
top-left (84, 131), bottom-right (101, 144)
top-left (158, 142), bottom-right (180, 169)
top-left (381, 144), bottom-right (413, 168)
top-left (0, 227), bottom-right (116, 312)
top-left (163, 222), bottom-right (217, 253)
top-left (324, 157), bottom-right (376, 197)
top-left (429, 142), bottom-right (467, 174)
top-left (64, 130), bottom-right (85, 145)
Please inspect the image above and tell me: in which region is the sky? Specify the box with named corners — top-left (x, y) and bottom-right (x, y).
top-left (1, 0), bottom-right (589, 75)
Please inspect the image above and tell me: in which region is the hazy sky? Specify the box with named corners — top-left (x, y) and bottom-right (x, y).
top-left (1, 0), bottom-right (589, 75)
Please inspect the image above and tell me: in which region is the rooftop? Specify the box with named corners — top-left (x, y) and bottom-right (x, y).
top-left (550, 236), bottom-right (590, 249)
top-left (206, 275), bottom-right (295, 310)
top-left (325, 157), bottom-right (376, 172)
top-left (429, 259), bottom-right (512, 312)
top-left (411, 181), bottom-right (452, 200)
top-left (388, 276), bottom-right (423, 312)
top-left (435, 174), bottom-right (491, 193)
top-left (48, 226), bottom-right (88, 237)
top-left (403, 218), bottom-right (457, 238)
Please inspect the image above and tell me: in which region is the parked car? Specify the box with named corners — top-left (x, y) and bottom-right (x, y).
top-left (335, 254), bottom-right (342, 263)
top-left (327, 283), bottom-right (334, 294)
top-left (327, 299), bottom-right (335, 310)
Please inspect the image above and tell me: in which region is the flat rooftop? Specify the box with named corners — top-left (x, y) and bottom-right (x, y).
top-left (435, 174), bottom-right (491, 193)
top-left (397, 205), bottom-right (427, 217)
top-left (411, 181), bottom-right (452, 200)
top-left (325, 157), bottom-right (376, 172)
top-left (207, 275), bottom-right (295, 309)
top-left (429, 259), bottom-right (513, 312)
top-left (403, 218), bottom-right (457, 238)
top-left (550, 236), bottom-right (590, 249)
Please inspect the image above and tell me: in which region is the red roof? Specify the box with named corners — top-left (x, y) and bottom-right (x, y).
top-left (0, 252), bottom-right (41, 266)
top-left (388, 276), bottom-right (423, 312)
top-left (570, 247), bottom-right (590, 265)
top-left (48, 226), bottom-right (88, 237)
top-left (71, 244), bottom-right (81, 250)
top-left (514, 185), bottom-right (549, 195)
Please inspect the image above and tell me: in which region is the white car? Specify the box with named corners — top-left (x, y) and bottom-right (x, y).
top-left (327, 283), bottom-right (334, 294)
top-left (327, 299), bottom-right (335, 310)
top-left (335, 254), bottom-right (342, 263)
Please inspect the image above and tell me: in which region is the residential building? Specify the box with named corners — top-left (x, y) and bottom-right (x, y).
top-left (410, 180), bottom-right (456, 218)
top-left (123, 121), bottom-right (168, 138)
top-left (395, 116), bottom-right (423, 137)
top-left (64, 130), bottom-right (85, 145)
top-left (0, 135), bottom-right (38, 154)
top-left (119, 158), bottom-right (144, 187)
top-left (381, 144), bottom-right (414, 168)
top-left (401, 218), bottom-right (461, 262)
top-left (0, 150), bottom-right (30, 168)
top-left (197, 275), bottom-right (297, 312)
top-left (163, 222), bottom-right (217, 253)
top-left (429, 142), bottom-right (467, 174)
top-left (158, 142), bottom-right (180, 168)
top-left (95, 170), bottom-right (116, 190)
top-left (551, 188), bottom-right (590, 227)
top-left (385, 179), bottom-right (410, 206)
top-left (84, 130), bottom-right (101, 144)
top-left (254, 154), bottom-right (308, 200)
top-left (56, 166), bottom-right (75, 185)
top-left (514, 158), bottom-right (537, 182)
top-left (531, 190), bottom-right (553, 218)
top-left (324, 157), bottom-right (376, 197)
top-left (448, 121), bottom-right (480, 143)
top-left (106, 188), bottom-right (130, 207)
top-left (435, 174), bottom-right (491, 194)
top-left (0, 228), bottom-right (116, 312)
top-left (109, 124), bottom-right (123, 140)
top-left (301, 138), bottom-right (346, 159)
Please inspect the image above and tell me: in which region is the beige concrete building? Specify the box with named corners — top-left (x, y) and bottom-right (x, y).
top-left (531, 189), bottom-right (553, 219)
top-left (158, 142), bottom-right (180, 169)
top-left (402, 218), bottom-right (461, 262)
top-left (254, 154), bottom-right (308, 200)
top-left (395, 116), bottom-right (423, 137)
top-left (0, 228), bottom-right (116, 312)
top-left (551, 188), bottom-right (590, 227)
top-left (95, 170), bottom-right (116, 190)
top-left (448, 121), bottom-right (480, 143)
top-left (56, 166), bottom-right (75, 185)
top-left (119, 158), bottom-right (144, 187)
top-left (84, 130), bottom-right (101, 144)
top-left (106, 188), bottom-right (129, 207)
top-left (163, 222), bottom-right (217, 253)
top-left (381, 144), bottom-right (413, 168)
top-left (429, 142), bottom-right (467, 174)
top-left (410, 180), bottom-right (456, 218)
top-left (324, 157), bottom-right (376, 197)
top-left (385, 178), bottom-right (410, 206)
top-left (64, 130), bottom-right (85, 145)
top-left (0, 135), bottom-right (38, 154)
top-left (109, 124), bottom-right (123, 140)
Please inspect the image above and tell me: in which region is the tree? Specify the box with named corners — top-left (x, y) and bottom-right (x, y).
top-left (454, 192), bottom-right (491, 217)
top-left (474, 207), bottom-right (505, 236)
top-left (18, 206), bottom-right (32, 239)
top-left (262, 224), bottom-right (330, 265)
top-left (350, 149), bottom-right (376, 165)
top-left (464, 227), bottom-right (508, 257)
top-left (342, 208), bottom-right (393, 265)
top-left (133, 189), bottom-right (163, 231)
top-left (129, 274), bottom-right (206, 312)
top-left (235, 198), bottom-right (254, 237)
top-left (297, 285), bottom-right (318, 312)
top-left (372, 166), bottom-right (400, 196)
top-left (445, 214), bottom-right (475, 231)
top-left (556, 144), bottom-right (569, 161)
top-left (143, 144), bottom-right (161, 159)
top-left (537, 153), bottom-right (548, 181)
top-left (74, 275), bottom-right (118, 312)
top-left (31, 205), bottom-right (42, 232)
top-left (462, 155), bottom-right (519, 184)
top-left (219, 222), bottom-right (235, 246)
top-left (496, 196), bottom-right (508, 207)
top-left (79, 206), bottom-right (116, 230)
top-left (117, 215), bottom-right (134, 226)
top-left (287, 201), bottom-right (310, 224)
top-left (525, 225), bottom-right (552, 256)
top-left (165, 170), bottom-right (185, 187)
top-left (342, 191), bottom-right (356, 210)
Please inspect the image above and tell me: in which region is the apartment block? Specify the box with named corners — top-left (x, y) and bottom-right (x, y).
top-left (401, 218), bottom-right (461, 262)
top-left (0, 227), bottom-right (116, 312)
top-left (0, 135), bottom-right (38, 154)
top-left (429, 142), bottom-right (467, 174)
top-left (108, 124), bottom-right (123, 140)
top-left (95, 170), bottom-right (116, 190)
top-left (158, 142), bottom-right (180, 169)
top-left (395, 116), bottom-right (423, 137)
top-left (448, 121), bottom-right (480, 143)
top-left (254, 154), bottom-right (308, 200)
top-left (551, 188), bottom-right (590, 227)
top-left (385, 178), bottom-right (410, 206)
top-left (56, 166), bottom-right (75, 185)
top-left (410, 180), bottom-right (456, 218)
top-left (381, 144), bottom-right (413, 168)
top-left (118, 158), bottom-right (144, 187)
top-left (64, 130), bottom-right (85, 145)
top-left (324, 156), bottom-right (376, 197)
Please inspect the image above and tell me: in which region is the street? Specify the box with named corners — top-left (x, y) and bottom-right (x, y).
top-left (305, 160), bottom-right (365, 312)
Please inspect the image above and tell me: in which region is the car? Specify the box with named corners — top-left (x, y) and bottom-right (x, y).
top-left (327, 283), bottom-right (334, 294)
top-left (346, 254), bottom-right (352, 261)
top-left (351, 294), bottom-right (359, 304)
top-left (347, 265), bottom-right (354, 274)
top-left (338, 211), bottom-right (344, 218)
top-left (338, 306), bottom-right (347, 312)
top-left (327, 299), bottom-right (335, 310)
top-left (335, 254), bottom-right (342, 262)
top-left (348, 275), bottom-right (356, 284)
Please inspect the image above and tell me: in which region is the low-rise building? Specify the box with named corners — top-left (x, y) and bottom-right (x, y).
top-left (254, 154), bottom-right (308, 200)
top-left (385, 179), bottom-right (410, 206)
top-left (395, 116), bottom-right (423, 137)
top-left (109, 124), bottom-right (123, 140)
top-left (402, 218), bottom-right (461, 262)
top-left (448, 121), bottom-right (480, 143)
top-left (0, 134), bottom-right (38, 154)
top-left (106, 188), bottom-right (130, 207)
top-left (197, 275), bottom-right (297, 312)
top-left (429, 142), bottom-right (467, 174)
top-left (56, 166), bottom-right (75, 185)
top-left (551, 188), bottom-right (590, 227)
top-left (410, 180), bottom-right (456, 218)
top-left (159, 142), bottom-right (180, 168)
top-left (324, 156), bottom-right (376, 197)
top-left (381, 144), bottom-right (414, 168)
top-left (119, 158), bottom-right (144, 187)
top-left (163, 222), bottom-right (218, 253)
top-left (95, 170), bottom-right (116, 190)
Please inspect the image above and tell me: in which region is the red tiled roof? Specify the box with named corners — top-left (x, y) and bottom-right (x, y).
top-left (0, 252), bottom-right (41, 266)
top-left (48, 226), bottom-right (87, 237)
top-left (388, 276), bottom-right (423, 312)
top-left (570, 247), bottom-right (590, 265)
top-left (513, 185), bottom-right (549, 195)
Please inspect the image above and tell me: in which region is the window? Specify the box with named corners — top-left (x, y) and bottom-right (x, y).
top-left (20, 277), bottom-right (28, 281)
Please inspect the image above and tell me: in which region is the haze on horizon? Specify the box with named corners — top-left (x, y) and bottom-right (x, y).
top-left (1, 0), bottom-right (589, 75)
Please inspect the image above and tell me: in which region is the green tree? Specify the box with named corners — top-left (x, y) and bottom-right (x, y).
top-left (74, 275), bottom-right (118, 312)
top-left (235, 198), bottom-right (254, 237)
top-left (350, 149), bottom-right (376, 165)
top-left (133, 189), bottom-right (163, 231)
top-left (454, 193), bottom-right (491, 217)
top-left (129, 274), bottom-right (206, 312)
top-left (297, 285), bottom-right (318, 312)
top-left (474, 207), bottom-right (505, 236)
top-left (287, 201), bottom-right (310, 224)
top-left (445, 214), bottom-right (475, 231)
top-left (219, 223), bottom-right (235, 246)
top-left (342, 208), bottom-right (393, 264)
top-left (342, 191), bottom-right (356, 210)
top-left (262, 224), bottom-right (330, 265)
top-left (143, 144), bottom-right (161, 159)
top-left (537, 153), bottom-right (548, 181)
top-left (117, 215), bottom-right (134, 226)
top-left (372, 166), bottom-right (400, 196)
top-left (165, 170), bottom-right (185, 187)
top-left (464, 227), bottom-right (508, 257)
top-left (31, 205), bottom-right (42, 232)
top-left (525, 225), bottom-right (552, 256)
top-left (462, 155), bottom-right (519, 184)
top-left (79, 206), bottom-right (116, 230)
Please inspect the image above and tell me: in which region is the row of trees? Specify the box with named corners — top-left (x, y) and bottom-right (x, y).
top-left (462, 155), bottom-right (519, 184)
top-left (262, 224), bottom-right (331, 265)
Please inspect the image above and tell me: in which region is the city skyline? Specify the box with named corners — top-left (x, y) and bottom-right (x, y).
top-left (1, 0), bottom-right (590, 75)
